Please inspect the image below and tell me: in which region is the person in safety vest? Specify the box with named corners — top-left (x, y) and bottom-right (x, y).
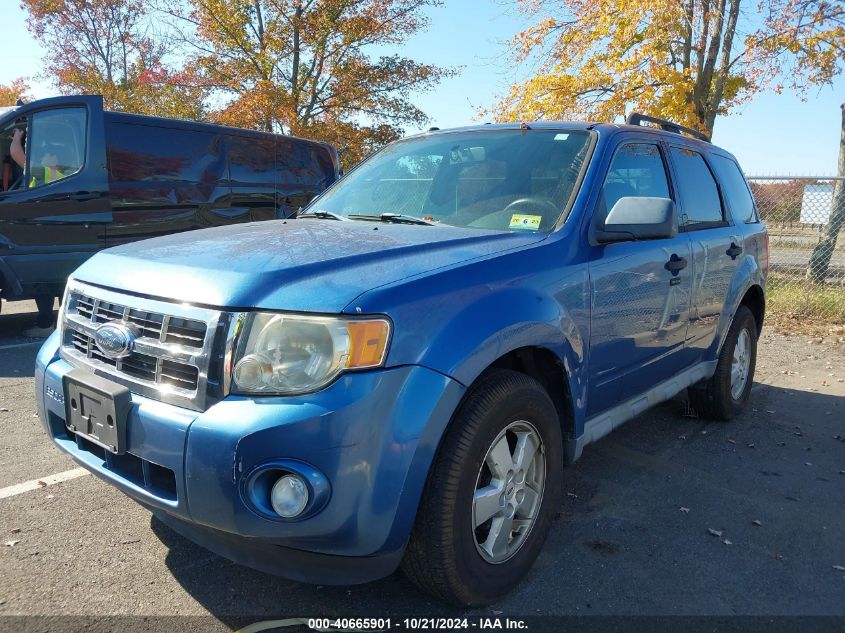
top-left (10, 128), bottom-right (67, 187)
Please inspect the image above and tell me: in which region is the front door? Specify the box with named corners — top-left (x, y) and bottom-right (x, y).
top-left (587, 141), bottom-right (692, 417)
top-left (0, 99), bottom-right (109, 298)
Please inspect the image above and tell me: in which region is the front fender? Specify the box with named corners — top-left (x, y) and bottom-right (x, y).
top-left (349, 250), bottom-right (591, 436)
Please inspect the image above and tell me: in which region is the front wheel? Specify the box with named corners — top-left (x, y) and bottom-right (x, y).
top-left (401, 369), bottom-right (563, 606)
top-left (688, 305), bottom-right (758, 420)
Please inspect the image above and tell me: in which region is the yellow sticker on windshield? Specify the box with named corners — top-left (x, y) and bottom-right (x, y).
top-left (509, 214), bottom-right (542, 230)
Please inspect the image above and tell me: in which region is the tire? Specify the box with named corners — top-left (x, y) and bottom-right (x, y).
top-left (401, 369), bottom-right (563, 606)
top-left (688, 305), bottom-right (758, 421)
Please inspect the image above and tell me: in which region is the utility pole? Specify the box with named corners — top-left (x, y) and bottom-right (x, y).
top-left (807, 102), bottom-right (845, 284)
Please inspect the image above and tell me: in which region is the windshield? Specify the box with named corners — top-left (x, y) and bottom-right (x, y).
top-left (308, 129), bottom-right (593, 232)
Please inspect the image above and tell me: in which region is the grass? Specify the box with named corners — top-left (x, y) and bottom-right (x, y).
top-left (767, 275), bottom-right (845, 332)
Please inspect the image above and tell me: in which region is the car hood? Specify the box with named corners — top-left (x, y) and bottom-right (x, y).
top-left (73, 220), bottom-right (547, 312)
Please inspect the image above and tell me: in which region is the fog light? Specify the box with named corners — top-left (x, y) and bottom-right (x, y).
top-left (270, 474), bottom-right (309, 518)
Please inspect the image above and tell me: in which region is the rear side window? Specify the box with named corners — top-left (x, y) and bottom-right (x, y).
top-left (600, 143), bottom-right (671, 216)
top-left (108, 122), bottom-right (223, 182)
top-left (228, 134), bottom-right (275, 185)
top-left (669, 147), bottom-right (724, 226)
top-left (709, 154), bottom-right (758, 223)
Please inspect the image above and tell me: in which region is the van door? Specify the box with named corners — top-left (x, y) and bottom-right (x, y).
top-left (227, 133), bottom-right (277, 222)
top-left (666, 146), bottom-right (741, 362)
top-left (105, 120), bottom-right (230, 245)
top-left (587, 141), bottom-right (693, 417)
top-left (0, 96), bottom-right (109, 298)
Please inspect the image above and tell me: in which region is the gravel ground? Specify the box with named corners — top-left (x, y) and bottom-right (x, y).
top-left (1, 302), bottom-right (843, 629)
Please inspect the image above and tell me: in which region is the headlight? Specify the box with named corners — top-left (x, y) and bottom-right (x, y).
top-left (230, 313), bottom-right (391, 395)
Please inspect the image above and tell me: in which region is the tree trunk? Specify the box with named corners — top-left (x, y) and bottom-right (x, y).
top-left (807, 103), bottom-right (845, 283)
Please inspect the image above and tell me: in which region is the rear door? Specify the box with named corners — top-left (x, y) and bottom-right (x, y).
top-left (666, 145), bottom-right (742, 362)
top-left (0, 96), bottom-right (109, 296)
top-left (587, 140), bottom-right (693, 416)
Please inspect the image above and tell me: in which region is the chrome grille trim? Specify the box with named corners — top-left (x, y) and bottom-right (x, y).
top-left (59, 279), bottom-right (225, 411)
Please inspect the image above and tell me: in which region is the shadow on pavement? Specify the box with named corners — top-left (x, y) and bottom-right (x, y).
top-left (148, 380), bottom-right (845, 620)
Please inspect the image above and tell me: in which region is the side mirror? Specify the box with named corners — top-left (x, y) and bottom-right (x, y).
top-left (594, 197), bottom-right (678, 244)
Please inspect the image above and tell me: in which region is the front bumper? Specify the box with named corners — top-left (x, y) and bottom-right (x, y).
top-left (35, 332), bottom-right (465, 583)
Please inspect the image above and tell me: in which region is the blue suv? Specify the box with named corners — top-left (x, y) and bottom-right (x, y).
top-left (35, 114), bottom-right (768, 605)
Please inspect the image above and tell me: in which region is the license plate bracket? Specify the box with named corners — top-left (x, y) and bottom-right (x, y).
top-left (63, 369), bottom-right (131, 455)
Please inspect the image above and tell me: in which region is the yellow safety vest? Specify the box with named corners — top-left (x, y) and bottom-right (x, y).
top-left (29, 166), bottom-right (66, 188)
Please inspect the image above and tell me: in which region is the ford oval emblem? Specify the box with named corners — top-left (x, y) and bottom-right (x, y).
top-left (93, 323), bottom-right (136, 359)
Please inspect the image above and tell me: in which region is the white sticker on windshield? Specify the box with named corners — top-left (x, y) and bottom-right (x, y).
top-left (554, 133), bottom-right (570, 141)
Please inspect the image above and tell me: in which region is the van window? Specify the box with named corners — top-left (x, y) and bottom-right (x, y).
top-left (28, 108), bottom-right (86, 188)
top-left (600, 143), bottom-right (671, 217)
top-left (277, 138), bottom-right (333, 187)
top-left (709, 154), bottom-right (758, 223)
top-left (669, 148), bottom-right (724, 226)
top-left (108, 122), bottom-right (223, 182)
top-left (228, 134), bottom-right (275, 185)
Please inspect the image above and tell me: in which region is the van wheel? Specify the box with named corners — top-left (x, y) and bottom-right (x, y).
top-left (688, 305), bottom-right (757, 421)
top-left (401, 369), bottom-right (563, 606)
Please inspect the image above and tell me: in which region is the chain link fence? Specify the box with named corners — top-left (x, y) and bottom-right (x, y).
top-left (748, 176), bottom-right (845, 324)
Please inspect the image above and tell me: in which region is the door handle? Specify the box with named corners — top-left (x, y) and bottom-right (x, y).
top-left (726, 242), bottom-right (743, 259)
top-left (70, 191), bottom-right (99, 202)
top-left (664, 253), bottom-right (688, 273)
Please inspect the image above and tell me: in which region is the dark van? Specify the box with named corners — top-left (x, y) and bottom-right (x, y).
top-left (0, 95), bottom-right (339, 312)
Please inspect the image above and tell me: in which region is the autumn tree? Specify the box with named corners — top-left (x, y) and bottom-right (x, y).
top-left (492, 0), bottom-right (845, 135)
top-left (0, 79), bottom-right (31, 106)
top-left (161, 0), bottom-right (453, 164)
top-left (21, 0), bottom-right (206, 119)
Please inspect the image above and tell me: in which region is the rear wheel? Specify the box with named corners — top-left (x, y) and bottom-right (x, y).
top-left (688, 305), bottom-right (758, 420)
top-left (401, 369), bottom-right (563, 606)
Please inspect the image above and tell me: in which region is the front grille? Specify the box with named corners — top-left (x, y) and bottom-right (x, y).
top-left (60, 280), bottom-right (225, 411)
top-left (75, 294), bottom-right (205, 348)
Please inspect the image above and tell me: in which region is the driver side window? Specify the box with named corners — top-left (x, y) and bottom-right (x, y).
top-left (600, 143), bottom-right (671, 217)
top-left (27, 108), bottom-right (87, 189)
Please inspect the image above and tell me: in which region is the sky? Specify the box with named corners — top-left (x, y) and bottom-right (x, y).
top-left (2, 1), bottom-right (842, 176)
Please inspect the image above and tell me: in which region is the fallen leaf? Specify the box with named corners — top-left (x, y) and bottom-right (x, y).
top-left (36, 481), bottom-right (46, 487)
top-left (9, 528), bottom-right (20, 534)
top-left (747, 443), bottom-right (755, 448)
top-left (0, 408), bottom-right (8, 412)
top-left (680, 507), bottom-right (690, 513)
top-left (707, 528), bottom-right (723, 537)
top-left (727, 439), bottom-right (736, 444)
top-left (834, 565), bottom-right (845, 571)
top-left (723, 539), bottom-right (733, 545)
top-left (5, 540), bottom-right (19, 547)
top-left (121, 538), bottom-right (140, 545)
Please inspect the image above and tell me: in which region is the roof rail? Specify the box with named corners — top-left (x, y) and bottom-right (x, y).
top-left (625, 113), bottom-right (710, 142)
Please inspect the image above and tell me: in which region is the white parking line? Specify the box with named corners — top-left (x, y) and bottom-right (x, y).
top-left (0, 468), bottom-right (90, 500)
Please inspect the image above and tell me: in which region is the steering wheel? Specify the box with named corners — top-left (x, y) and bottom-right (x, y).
top-left (469, 196), bottom-right (561, 230)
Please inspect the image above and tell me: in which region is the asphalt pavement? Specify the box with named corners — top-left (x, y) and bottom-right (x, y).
top-left (1, 299), bottom-right (844, 629)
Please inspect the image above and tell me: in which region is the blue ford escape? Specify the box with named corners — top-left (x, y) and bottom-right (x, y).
top-left (35, 114), bottom-right (768, 605)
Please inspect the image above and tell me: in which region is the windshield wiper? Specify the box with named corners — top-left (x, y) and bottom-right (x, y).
top-left (347, 213), bottom-right (435, 226)
top-left (295, 209), bottom-right (350, 221)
